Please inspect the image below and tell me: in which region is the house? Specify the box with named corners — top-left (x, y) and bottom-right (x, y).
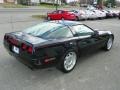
top-left (80, 0), bottom-right (95, 5)
top-left (0, 0), bottom-right (17, 4)
top-left (41, 0), bottom-right (62, 5)
top-left (65, 0), bottom-right (79, 3)
top-left (18, 0), bottom-right (62, 5)
top-left (0, 0), bottom-right (4, 3)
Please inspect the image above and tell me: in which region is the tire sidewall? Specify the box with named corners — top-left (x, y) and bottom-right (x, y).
top-left (105, 36), bottom-right (113, 51)
top-left (47, 16), bottom-right (51, 20)
top-left (75, 16), bottom-right (79, 21)
top-left (57, 50), bottom-right (77, 73)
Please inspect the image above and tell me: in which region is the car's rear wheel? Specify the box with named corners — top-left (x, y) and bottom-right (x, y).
top-left (104, 36), bottom-right (113, 51)
top-left (61, 17), bottom-right (64, 20)
top-left (75, 16), bottom-right (79, 21)
top-left (57, 50), bottom-right (77, 73)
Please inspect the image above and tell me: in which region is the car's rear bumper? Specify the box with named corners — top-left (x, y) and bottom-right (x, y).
top-left (3, 41), bottom-right (57, 68)
top-left (4, 41), bottom-right (40, 64)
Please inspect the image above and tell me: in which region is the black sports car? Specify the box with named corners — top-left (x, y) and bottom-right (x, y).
top-left (4, 20), bottom-right (114, 73)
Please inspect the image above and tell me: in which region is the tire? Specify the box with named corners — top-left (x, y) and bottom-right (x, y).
top-left (47, 17), bottom-right (51, 20)
top-left (57, 50), bottom-right (77, 73)
top-left (104, 36), bottom-right (113, 51)
top-left (61, 17), bottom-right (64, 21)
top-left (75, 16), bottom-right (79, 21)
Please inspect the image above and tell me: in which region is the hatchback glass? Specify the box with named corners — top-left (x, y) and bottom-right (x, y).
top-left (23, 22), bottom-right (73, 39)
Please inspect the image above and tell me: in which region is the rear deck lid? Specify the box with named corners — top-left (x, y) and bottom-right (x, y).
top-left (12, 32), bottom-right (47, 45)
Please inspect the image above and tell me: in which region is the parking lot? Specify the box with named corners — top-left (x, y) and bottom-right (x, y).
top-left (0, 16), bottom-right (120, 90)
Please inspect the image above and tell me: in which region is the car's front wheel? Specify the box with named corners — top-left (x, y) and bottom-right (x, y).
top-left (57, 51), bottom-right (77, 73)
top-left (104, 36), bottom-right (113, 51)
top-left (47, 16), bottom-right (51, 20)
top-left (75, 16), bottom-right (79, 21)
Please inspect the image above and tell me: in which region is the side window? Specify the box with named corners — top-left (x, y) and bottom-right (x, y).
top-left (72, 25), bottom-right (94, 36)
top-left (75, 11), bottom-right (78, 13)
top-left (52, 11), bottom-right (57, 14)
top-left (59, 11), bottom-right (62, 14)
top-left (41, 27), bottom-right (73, 39)
top-left (56, 27), bottom-right (73, 38)
top-left (59, 11), bottom-right (64, 14)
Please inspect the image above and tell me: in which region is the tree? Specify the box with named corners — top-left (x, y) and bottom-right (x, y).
top-left (109, 0), bottom-right (116, 7)
top-left (97, 0), bottom-right (103, 9)
top-left (104, 0), bottom-right (116, 7)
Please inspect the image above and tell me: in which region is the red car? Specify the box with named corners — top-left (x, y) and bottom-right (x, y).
top-left (47, 10), bottom-right (78, 21)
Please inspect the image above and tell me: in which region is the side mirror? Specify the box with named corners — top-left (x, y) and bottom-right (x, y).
top-left (91, 31), bottom-right (99, 37)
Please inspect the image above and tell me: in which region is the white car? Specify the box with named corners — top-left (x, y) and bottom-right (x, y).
top-left (112, 10), bottom-right (120, 17)
top-left (70, 10), bottom-right (88, 20)
top-left (92, 10), bottom-right (106, 19)
top-left (85, 10), bottom-right (98, 19)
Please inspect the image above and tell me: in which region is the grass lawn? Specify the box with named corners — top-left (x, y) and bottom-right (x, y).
top-left (32, 14), bottom-right (47, 20)
top-left (38, 4), bottom-right (61, 8)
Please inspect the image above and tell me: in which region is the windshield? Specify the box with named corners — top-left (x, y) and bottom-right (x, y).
top-left (23, 22), bottom-right (73, 39)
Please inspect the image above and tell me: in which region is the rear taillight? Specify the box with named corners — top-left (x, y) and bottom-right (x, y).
top-left (21, 43), bottom-right (27, 50)
top-left (4, 35), bottom-right (9, 40)
top-left (27, 46), bottom-right (33, 54)
top-left (4, 35), bottom-right (18, 46)
top-left (21, 43), bottom-right (33, 54)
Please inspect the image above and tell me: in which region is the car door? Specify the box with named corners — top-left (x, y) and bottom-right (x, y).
top-left (60, 11), bottom-right (71, 20)
top-left (53, 10), bottom-right (64, 20)
top-left (71, 25), bottom-right (103, 54)
top-left (51, 10), bottom-right (60, 20)
top-left (58, 10), bottom-right (64, 19)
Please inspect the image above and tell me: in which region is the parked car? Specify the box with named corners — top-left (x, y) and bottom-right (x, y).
top-left (101, 10), bottom-right (109, 18)
top-left (106, 10), bottom-right (114, 18)
top-left (85, 10), bottom-right (98, 19)
top-left (112, 10), bottom-right (120, 17)
top-left (47, 10), bottom-right (78, 21)
top-left (4, 20), bottom-right (114, 73)
top-left (92, 10), bottom-right (106, 19)
top-left (70, 10), bottom-right (88, 20)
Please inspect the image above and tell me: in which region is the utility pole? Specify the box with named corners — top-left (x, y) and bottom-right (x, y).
top-left (39, 0), bottom-right (41, 4)
top-left (56, 0), bottom-right (58, 11)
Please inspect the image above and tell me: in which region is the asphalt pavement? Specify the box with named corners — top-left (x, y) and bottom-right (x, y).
top-left (0, 12), bottom-right (120, 90)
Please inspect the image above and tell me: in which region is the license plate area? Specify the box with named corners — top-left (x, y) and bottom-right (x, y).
top-left (12, 46), bottom-right (19, 54)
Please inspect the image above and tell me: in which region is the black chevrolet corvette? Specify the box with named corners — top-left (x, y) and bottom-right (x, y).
top-left (4, 20), bottom-right (114, 73)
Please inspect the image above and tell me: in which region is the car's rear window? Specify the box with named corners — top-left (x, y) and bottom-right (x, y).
top-left (23, 22), bottom-right (73, 39)
top-left (23, 22), bottom-right (63, 36)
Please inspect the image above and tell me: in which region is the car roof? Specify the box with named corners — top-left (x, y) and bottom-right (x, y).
top-left (54, 10), bottom-right (68, 12)
top-left (48, 20), bottom-right (82, 26)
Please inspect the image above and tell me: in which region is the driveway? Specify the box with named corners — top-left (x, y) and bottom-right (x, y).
top-left (0, 18), bottom-right (120, 90)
